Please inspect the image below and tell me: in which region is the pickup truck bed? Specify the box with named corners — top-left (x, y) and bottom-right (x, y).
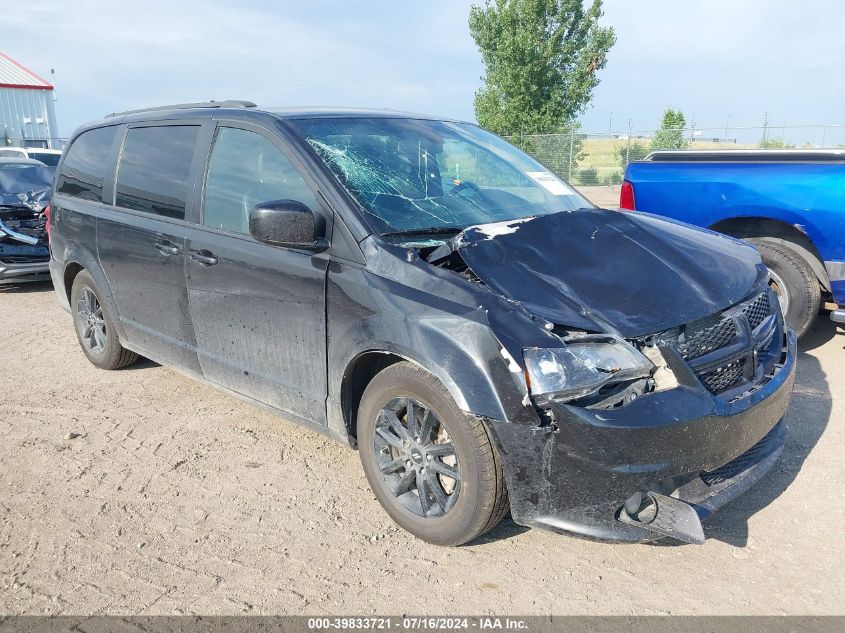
top-left (622, 149), bottom-right (845, 335)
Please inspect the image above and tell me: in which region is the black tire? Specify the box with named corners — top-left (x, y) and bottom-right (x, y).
top-left (70, 270), bottom-right (138, 370)
top-left (358, 362), bottom-right (508, 546)
top-left (748, 238), bottom-right (820, 338)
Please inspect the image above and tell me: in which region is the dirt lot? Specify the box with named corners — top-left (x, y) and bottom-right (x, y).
top-left (577, 185), bottom-right (621, 208)
top-left (1, 282), bottom-right (843, 615)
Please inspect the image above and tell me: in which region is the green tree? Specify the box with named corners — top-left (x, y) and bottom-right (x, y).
top-left (651, 107), bottom-right (688, 151)
top-left (469, 0), bottom-right (616, 137)
top-left (759, 137), bottom-right (793, 149)
top-left (618, 140), bottom-right (650, 169)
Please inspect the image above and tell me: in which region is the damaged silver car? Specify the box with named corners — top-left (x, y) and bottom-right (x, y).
top-left (49, 102), bottom-right (796, 546)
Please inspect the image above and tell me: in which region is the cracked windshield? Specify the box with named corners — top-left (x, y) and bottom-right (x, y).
top-left (290, 117), bottom-right (591, 239)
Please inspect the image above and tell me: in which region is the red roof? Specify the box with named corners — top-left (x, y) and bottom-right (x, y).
top-left (0, 52), bottom-right (53, 90)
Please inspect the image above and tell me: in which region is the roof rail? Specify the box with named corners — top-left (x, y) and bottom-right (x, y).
top-left (105, 100), bottom-right (257, 118)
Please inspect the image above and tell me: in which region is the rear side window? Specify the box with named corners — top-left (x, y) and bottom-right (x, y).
top-left (56, 126), bottom-right (118, 201)
top-left (115, 126), bottom-right (199, 219)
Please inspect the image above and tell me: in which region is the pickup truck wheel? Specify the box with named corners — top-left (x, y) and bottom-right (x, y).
top-left (748, 239), bottom-right (820, 337)
top-left (70, 270), bottom-right (138, 370)
top-left (357, 362), bottom-right (508, 546)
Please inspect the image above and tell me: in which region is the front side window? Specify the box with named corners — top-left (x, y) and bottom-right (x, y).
top-left (115, 126), bottom-right (200, 219)
top-left (56, 126), bottom-right (118, 201)
top-left (203, 126), bottom-right (317, 234)
top-left (288, 117), bottom-right (591, 238)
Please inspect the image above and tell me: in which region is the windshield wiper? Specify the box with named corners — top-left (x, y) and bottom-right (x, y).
top-left (381, 226), bottom-right (464, 237)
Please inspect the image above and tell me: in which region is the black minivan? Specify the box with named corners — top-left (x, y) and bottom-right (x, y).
top-left (49, 101), bottom-right (796, 546)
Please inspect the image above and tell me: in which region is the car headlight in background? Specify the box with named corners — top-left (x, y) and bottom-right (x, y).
top-left (523, 339), bottom-right (653, 402)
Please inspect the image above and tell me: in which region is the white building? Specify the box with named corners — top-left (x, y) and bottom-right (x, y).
top-left (0, 52), bottom-right (59, 149)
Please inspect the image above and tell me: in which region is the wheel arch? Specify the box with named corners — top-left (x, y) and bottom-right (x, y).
top-left (340, 350), bottom-right (407, 443)
top-left (709, 216), bottom-right (830, 291)
top-left (63, 261), bottom-right (85, 303)
top-left (337, 334), bottom-right (530, 445)
top-left (59, 247), bottom-right (129, 343)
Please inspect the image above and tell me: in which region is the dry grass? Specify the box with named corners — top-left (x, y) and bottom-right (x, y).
top-left (574, 138), bottom-right (759, 185)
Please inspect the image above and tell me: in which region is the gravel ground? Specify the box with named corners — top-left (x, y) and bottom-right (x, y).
top-left (1, 281), bottom-right (843, 615)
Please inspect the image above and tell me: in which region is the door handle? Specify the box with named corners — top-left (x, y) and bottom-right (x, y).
top-left (189, 249), bottom-right (218, 266)
top-left (155, 241), bottom-right (181, 256)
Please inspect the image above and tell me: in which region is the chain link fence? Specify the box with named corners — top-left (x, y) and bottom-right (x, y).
top-left (2, 137), bottom-right (67, 150)
top-left (510, 124), bottom-right (845, 191)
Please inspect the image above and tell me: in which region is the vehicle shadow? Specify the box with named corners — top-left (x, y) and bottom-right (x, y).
top-left (0, 280), bottom-right (53, 293)
top-left (697, 317), bottom-right (836, 547)
top-left (472, 516), bottom-right (531, 545)
top-left (124, 357), bottom-right (161, 370)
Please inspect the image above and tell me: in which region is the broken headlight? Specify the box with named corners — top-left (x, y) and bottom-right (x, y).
top-left (523, 339), bottom-right (653, 402)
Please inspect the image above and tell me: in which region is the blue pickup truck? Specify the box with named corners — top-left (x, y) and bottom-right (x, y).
top-left (621, 149), bottom-right (845, 336)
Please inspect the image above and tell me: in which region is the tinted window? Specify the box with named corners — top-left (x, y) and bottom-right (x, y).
top-left (29, 152), bottom-right (61, 167)
top-left (115, 126), bottom-right (199, 219)
top-left (56, 127), bottom-right (118, 201)
top-left (203, 127), bottom-right (316, 234)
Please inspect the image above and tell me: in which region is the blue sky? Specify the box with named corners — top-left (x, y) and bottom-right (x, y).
top-left (5, 0), bottom-right (844, 143)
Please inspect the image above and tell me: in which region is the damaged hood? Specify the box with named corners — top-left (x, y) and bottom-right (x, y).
top-left (0, 164), bottom-right (53, 210)
top-left (0, 166), bottom-right (52, 246)
top-left (448, 209), bottom-right (765, 337)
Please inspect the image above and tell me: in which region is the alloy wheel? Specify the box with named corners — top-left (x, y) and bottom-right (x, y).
top-left (373, 397), bottom-right (461, 518)
top-left (768, 269), bottom-right (791, 317)
top-left (76, 288), bottom-right (107, 353)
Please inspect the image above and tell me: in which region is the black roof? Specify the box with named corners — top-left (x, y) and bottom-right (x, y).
top-left (263, 106), bottom-right (460, 121)
top-left (101, 100), bottom-right (462, 124)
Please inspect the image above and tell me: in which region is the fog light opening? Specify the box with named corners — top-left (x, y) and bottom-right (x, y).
top-left (622, 491), bottom-right (657, 524)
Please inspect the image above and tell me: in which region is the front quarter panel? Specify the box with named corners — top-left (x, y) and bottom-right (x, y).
top-left (325, 238), bottom-right (549, 441)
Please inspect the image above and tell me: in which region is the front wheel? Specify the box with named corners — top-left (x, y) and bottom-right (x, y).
top-left (357, 362), bottom-right (508, 546)
top-left (748, 239), bottom-right (820, 337)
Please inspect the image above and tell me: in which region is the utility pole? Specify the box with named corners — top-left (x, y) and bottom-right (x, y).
top-left (724, 116), bottom-right (731, 143)
top-left (762, 112), bottom-right (769, 144)
top-left (608, 112), bottom-right (613, 138)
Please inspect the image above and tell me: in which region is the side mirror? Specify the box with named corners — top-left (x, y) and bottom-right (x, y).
top-left (249, 200), bottom-right (328, 251)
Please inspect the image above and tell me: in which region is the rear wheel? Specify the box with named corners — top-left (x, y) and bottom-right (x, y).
top-left (357, 362), bottom-right (508, 546)
top-left (748, 238), bottom-right (820, 337)
top-left (70, 270), bottom-right (138, 369)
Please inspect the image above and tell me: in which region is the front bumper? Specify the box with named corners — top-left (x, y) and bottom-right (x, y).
top-left (0, 256), bottom-right (50, 283)
top-left (824, 260), bottom-right (845, 306)
top-left (485, 329), bottom-right (797, 543)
